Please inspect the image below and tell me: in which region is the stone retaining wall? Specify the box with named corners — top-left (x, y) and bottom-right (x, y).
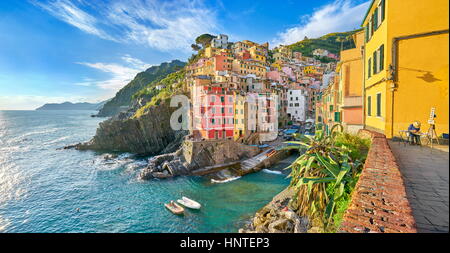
top-left (339, 130), bottom-right (417, 233)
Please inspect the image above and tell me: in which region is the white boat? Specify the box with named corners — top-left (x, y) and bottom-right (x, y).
top-left (176, 197), bottom-right (201, 209)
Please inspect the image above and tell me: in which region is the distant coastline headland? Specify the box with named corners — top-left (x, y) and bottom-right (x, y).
top-left (36, 101), bottom-right (107, 111)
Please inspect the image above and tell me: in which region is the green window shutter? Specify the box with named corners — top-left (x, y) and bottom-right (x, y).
top-left (373, 51), bottom-right (377, 74)
top-left (376, 93), bottom-right (382, 116)
top-left (330, 105), bottom-right (333, 111)
top-left (381, 0), bottom-right (385, 21)
top-left (367, 96), bottom-right (372, 116)
top-left (334, 112), bottom-right (341, 122)
top-left (379, 44), bottom-right (384, 71)
top-left (373, 8), bottom-right (378, 30)
top-left (368, 58), bottom-right (372, 78)
top-left (371, 16), bottom-right (375, 36)
top-left (365, 26), bottom-right (369, 42)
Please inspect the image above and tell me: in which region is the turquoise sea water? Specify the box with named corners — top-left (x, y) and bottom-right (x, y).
top-left (0, 110), bottom-right (293, 233)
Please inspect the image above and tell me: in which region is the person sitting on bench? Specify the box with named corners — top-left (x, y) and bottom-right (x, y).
top-left (408, 121), bottom-right (421, 145)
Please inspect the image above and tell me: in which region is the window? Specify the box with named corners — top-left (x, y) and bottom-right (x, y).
top-left (221, 108), bottom-right (225, 114)
top-left (228, 108), bottom-right (232, 113)
top-left (380, 0), bottom-right (385, 21)
top-left (212, 118), bottom-right (215, 124)
top-left (228, 97), bottom-right (233, 102)
top-left (373, 8), bottom-right (378, 30)
top-left (373, 51), bottom-right (377, 74)
top-left (368, 58), bottom-right (372, 78)
top-left (211, 96), bottom-right (216, 102)
top-left (212, 107), bottom-right (216, 113)
top-left (220, 96), bottom-right (225, 102)
top-left (334, 112), bottom-right (341, 123)
top-left (376, 93), bottom-right (382, 117)
top-left (367, 96), bottom-right (372, 116)
top-left (379, 44), bottom-right (384, 71)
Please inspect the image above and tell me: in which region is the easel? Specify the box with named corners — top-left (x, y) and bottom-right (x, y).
top-left (426, 108), bottom-right (440, 149)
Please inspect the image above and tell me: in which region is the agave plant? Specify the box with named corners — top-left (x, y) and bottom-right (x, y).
top-left (284, 124), bottom-right (364, 227)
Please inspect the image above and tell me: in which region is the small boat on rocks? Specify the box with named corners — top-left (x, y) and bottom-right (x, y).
top-left (177, 197), bottom-right (201, 210)
top-left (165, 201), bottom-right (185, 215)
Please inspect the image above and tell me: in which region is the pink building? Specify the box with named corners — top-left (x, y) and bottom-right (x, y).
top-left (327, 53), bottom-right (339, 60)
top-left (267, 70), bottom-right (282, 83)
top-left (267, 70), bottom-right (289, 84)
top-left (282, 66), bottom-right (296, 81)
top-left (191, 82), bottom-right (234, 140)
top-left (213, 52), bottom-right (233, 72)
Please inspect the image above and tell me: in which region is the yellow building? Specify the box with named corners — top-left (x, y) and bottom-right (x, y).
top-left (271, 60), bottom-right (283, 71)
top-left (249, 45), bottom-right (267, 62)
top-left (362, 0), bottom-right (449, 138)
top-left (273, 45), bottom-right (292, 62)
top-left (303, 65), bottom-right (316, 74)
top-left (232, 59), bottom-right (266, 78)
top-left (191, 59), bottom-right (214, 76)
top-left (204, 47), bottom-right (231, 58)
top-left (233, 93), bottom-right (246, 140)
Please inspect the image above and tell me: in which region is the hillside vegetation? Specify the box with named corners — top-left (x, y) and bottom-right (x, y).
top-left (288, 29), bottom-right (363, 57)
top-left (133, 70), bottom-right (187, 118)
top-left (96, 60), bottom-right (186, 117)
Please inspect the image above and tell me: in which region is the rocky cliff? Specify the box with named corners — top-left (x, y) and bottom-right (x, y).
top-left (76, 97), bottom-right (187, 155)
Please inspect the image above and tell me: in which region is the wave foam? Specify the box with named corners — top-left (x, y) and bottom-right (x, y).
top-left (211, 176), bottom-right (241, 184)
top-left (262, 169), bottom-right (283, 175)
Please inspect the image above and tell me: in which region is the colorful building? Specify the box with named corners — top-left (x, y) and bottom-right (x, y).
top-left (303, 65), bottom-right (317, 74)
top-left (233, 93), bottom-right (246, 140)
top-left (191, 77), bottom-right (234, 140)
top-left (273, 45), bottom-right (293, 63)
top-left (232, 59), bottom-right (266, 78)
top-left (362, 0), bottom-right (449, 138)
top-left (335, 30), bottom-right (365, 134)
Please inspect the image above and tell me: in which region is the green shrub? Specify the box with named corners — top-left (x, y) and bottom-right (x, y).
top-left (284, 124), bottom-right (370, 231)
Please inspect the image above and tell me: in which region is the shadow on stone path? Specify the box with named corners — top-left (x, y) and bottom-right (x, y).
top-left (389, 140), bottom-right (449, 233)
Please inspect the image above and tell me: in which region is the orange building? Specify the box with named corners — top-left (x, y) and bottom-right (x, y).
top-left (335, 30), bottom-right (365, 133)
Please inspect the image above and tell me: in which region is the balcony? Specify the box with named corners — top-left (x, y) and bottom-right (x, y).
top-left (342, 96), bottom-right (363, 108)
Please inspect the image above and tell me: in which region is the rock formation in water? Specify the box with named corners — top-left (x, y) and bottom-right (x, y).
top-left (239, 188), bottom-right (310, 233)
top-left (139, 139), bottom-right (261, 180)
top-left (76, 97), bottom-right (188, 155)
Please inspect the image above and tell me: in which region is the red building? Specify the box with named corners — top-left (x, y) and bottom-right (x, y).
top-left (191, 78), bottom-right (234, 140)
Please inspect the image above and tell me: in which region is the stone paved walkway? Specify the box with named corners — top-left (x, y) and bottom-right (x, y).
top-left (389, 140), bottom-right (449, 233)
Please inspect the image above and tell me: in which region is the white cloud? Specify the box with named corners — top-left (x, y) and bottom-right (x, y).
top-left (76, 55), bottom-right (152, 91)
top-left (272, 0), bottom-right (370, 47)
top-left (33, 0), bottom-right (219, 52)
top-left (31, 0), bottom-right (117, 41)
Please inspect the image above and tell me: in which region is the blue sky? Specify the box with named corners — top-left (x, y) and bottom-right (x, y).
top-left (0, 0), bottom-right (369, 110)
